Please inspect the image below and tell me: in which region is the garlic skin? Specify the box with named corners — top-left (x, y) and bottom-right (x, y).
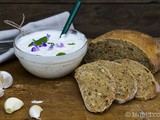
top-left (0, 71), bottom-right (13, 89)
top-left (31, 100), bottom-right (43, 104)
top-left (29, 105), bottom-right (43, 119)
top-left (4, 97), bottom-right (24, 114)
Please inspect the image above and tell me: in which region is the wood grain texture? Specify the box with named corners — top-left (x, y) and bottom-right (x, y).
top-left (0, 0), bottom-right (160, 4)
top-left (1, 3), bottom-right (160, 38)
top-left (0, 56), bottom-right (160, 120)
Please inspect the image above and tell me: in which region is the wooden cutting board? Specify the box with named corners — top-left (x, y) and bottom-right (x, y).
top-left (0, 39), bottom-right (160, 120)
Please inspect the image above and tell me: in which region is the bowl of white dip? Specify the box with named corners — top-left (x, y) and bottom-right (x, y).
top-left (14, 27), bottom-right (87, 79)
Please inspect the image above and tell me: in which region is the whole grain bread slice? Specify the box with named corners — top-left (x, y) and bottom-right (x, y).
top-left (75, 62), bottom-right (116, 113)
top-left (95, 60), bottom-right (137, 104)
top-left (115, 59), bottom-right (158, 100)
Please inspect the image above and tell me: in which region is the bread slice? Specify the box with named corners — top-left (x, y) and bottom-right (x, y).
top-left (95, 60), bottom-right (137, 104)
top-left (115, 59), bottom-right (158, 100)
top-left (84, 29), bottom-right (160, 73)
top-left (74, 62), bottom-right (116, 113)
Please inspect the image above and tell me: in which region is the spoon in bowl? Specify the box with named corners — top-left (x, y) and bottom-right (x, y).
top-left (60, 0), bottom-right (81, 38)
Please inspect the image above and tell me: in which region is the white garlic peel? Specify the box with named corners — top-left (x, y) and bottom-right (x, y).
top-left (29, 105), bottom-right (43, 120)
top-left (4, 97), bottom-right (24, 114)
top-left (31, 100), bottom-right (43, 104)
top-left (0, 71), bottom-right (13, 89)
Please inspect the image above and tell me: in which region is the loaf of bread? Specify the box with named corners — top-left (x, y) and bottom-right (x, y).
top-left (75, 62), bottom-right (116, 113)
top-left (115, 59), bottom-right (158, 100)
top-left (84, 29), bottom-right (160, 73)
top-left (95, 60), bottom-right (137, 103)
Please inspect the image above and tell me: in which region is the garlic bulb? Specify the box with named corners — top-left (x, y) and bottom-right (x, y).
top-left (0, 74), bottom-right (4, 88)
top-left (29, 105), bottom-right (43, 119)
top-left (0, 88), bottom-right (4, 97)
top-left (0, 71), bottom-right (13, 89)
top-left (4, 97), bottom-right (24, 114)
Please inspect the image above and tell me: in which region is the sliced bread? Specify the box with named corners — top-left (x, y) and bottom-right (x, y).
top-left (74, 62), bottom-right (116, 113)
top-left (115, 59), bottom-right (158, 100)
top-left (94, 60), bottom-right (137, 104)
top-left (84, 29), bottom-right (160, 73)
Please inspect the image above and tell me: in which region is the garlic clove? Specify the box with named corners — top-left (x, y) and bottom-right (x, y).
top-left (155, 81), bottom-right (160, 93)
top-left (0, 74), bottom-right (4, 89)
top-left (4, 97), bottom-right (24, 114)
top-left (0, 71), bottom-right (13, 89)
top-left (29, 105), bottom-right (43, 120)
top-left (0, 88), bottom-right (4, 97)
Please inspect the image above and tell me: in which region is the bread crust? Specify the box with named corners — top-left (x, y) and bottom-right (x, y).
top-left (95, 29), bottom-right (160, 73)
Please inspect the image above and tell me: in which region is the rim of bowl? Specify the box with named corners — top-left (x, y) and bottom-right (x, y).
top-left (14, 26), bottom-right (88, 59)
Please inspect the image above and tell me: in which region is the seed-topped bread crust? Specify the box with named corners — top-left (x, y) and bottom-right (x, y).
top-left (75, 62), bottom-right (116, 113)
top-left (115, 59), bottom-right (158, 100)
top-left (94, 60), bottom-right (137, 104)
top-left (84, 29), bottom-right (160, 73)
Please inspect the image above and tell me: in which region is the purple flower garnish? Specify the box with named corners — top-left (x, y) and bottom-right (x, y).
top-left (46, 34), bottom-right (51, 39)
top-left (41, 42), bottom-right (47, 47)
top-left (48, 44), bottom-right (54, 51)
top-left (31, 43), bottom-right (39, 52)
top-left (56, 43), bottom-right (64, 48)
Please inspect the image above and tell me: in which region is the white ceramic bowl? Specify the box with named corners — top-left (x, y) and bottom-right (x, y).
top-left (14, 27), bottom-right (87, 79)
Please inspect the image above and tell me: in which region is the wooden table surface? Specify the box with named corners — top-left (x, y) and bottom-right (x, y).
top-left (1, 40), bottom-right (160, 120)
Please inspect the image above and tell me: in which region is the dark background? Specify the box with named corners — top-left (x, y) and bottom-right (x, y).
top-left (0, 0), bottom-right (160, 38)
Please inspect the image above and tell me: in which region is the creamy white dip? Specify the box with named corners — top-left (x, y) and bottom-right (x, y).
top-left (16, 30), bottom-right (86, 56)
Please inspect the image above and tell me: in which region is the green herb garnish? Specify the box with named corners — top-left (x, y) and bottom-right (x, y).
top-left (68, 42), bottom-right (75, 45)
top-left (47, 42), bottom-right (55, 45)
top-left (28, 36), bottom-right (48, 47)
top-left (56, 52), bottom-right (66, 56)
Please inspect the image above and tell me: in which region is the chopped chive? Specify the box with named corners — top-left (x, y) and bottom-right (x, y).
top-left (56, 52), bottom-right (66, 56)
top-left (68, 43), bottom-right (75, 45)
top-left (47, 42), bottom-right (55, 45)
